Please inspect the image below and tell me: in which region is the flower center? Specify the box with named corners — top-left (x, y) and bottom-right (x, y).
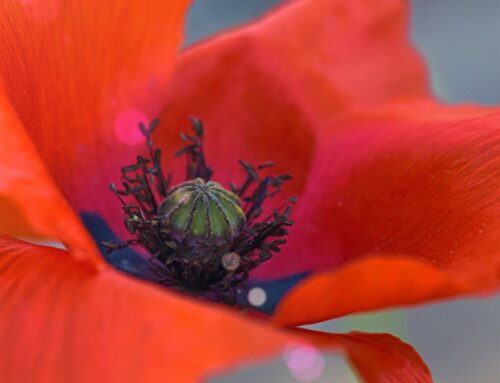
top-left (103, 118), bottom-right (295, 305)
top-left (159, 178), bottom-right (245, 244)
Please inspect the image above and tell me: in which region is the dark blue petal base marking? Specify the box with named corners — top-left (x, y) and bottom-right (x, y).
top-left (81, 212), bottom-right (157, 280)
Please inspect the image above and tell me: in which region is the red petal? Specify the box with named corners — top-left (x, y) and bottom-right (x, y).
top-left (296, 329), bottom-right (432, 383)
top-left (272, 101), bottom-right (500, 324)
top-left (274, 257), bottom-right (474, 326)
top-left (159, 0), bottom-right (429, 200)
top-left (0, 236), bottom-right (432, 382)
top-left (0, 236), bottom-right (291, 382)
top-left (0, 0), bottom-right (190, 234)
top-left (0, 84), bottom-right (99, 262)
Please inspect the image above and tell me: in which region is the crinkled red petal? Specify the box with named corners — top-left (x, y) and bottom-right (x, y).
top-left (0, 0), bottom-right (190, 239)
top-left (272, 101), bottom-right (500, 324)
top-left (0, 83), bottom-right (99, 261)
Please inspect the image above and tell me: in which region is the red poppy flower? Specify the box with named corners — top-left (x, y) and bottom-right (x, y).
top-left (0, 0), bottom-right (498, 382)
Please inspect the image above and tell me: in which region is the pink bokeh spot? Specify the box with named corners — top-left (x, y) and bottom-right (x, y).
top-left (19, 0), bottom-right (62, 23)
top-left (284, 344), bottom-right (325, 382)
top-left (114, 109), bottom-right (150, 146)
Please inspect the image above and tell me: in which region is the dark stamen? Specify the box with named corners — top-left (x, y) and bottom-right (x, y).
top-left (175, 117), bottom-right (213, 182)
top-left (103, 118), bottom-right (295, 307)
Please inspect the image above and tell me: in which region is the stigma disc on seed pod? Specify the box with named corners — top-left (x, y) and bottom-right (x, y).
top-left (159, 178), bottom-right (245, 244)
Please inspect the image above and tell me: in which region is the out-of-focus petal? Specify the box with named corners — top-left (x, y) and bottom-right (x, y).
top-left (159, 0), bottom-right (429, 194)
top-left (0, 236), bottom-right (291, 382)
top-left (295, 329), bottom-right (432, 383)
top-left (0, 83), bottom-right (99, 262)
top-left (0, 0), bottom-right (190, 238)
top-left (0, 235), bottom-right (432, 383)
top-left (271, 102), bottom-right (500, 324)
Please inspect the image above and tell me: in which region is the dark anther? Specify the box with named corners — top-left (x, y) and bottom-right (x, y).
top-left (175, 117), bottom-right (213, 182)
top-left (104, 118), bottom-right (295, 306)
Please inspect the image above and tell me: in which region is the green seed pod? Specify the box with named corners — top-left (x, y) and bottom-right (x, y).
top-left (159, 178), bottom-right (245, 244)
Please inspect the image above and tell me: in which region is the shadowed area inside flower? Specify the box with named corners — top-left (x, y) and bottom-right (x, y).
top-left (80, 101), bottom-right (500, 322)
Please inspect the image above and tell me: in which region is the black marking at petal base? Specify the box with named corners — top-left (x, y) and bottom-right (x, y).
top-left (81, 211), bottom-right (158, 281)
top-left (248, 272), bottom-right (309, 315)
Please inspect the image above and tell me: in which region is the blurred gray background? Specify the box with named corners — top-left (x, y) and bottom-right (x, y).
top-left (184, 1), bottom-right (500, 382)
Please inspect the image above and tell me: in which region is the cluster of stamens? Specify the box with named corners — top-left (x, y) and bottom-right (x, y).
top-left (103, 118), bottom-right (295, 305)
